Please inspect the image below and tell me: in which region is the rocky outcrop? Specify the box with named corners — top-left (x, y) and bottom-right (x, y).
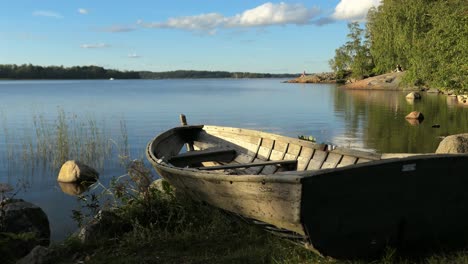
top-left (435, 133), bottom-right (468, 154)
top-left (341, 72), bottom-right (410, 90)
top-left (286, 72), bottom-right (336, 83)
top-left (0, 199), bottom-right (50, 259)
top-left (57, 160), bottom-right (99, 183)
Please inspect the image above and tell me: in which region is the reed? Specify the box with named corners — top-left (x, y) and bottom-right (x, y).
top-left (0, 109), bottom-right (128, 176)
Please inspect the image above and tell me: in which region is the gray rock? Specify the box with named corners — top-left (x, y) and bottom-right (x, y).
top-left (57, 160), bottom-right (99, 183)
top-left (406, 92), bottom-right (422, 100)
top-left (405, 111), bottom-right (424, 121)
top-left (435, 133), bottom-right (468, 154)
top-left (0, 199), bottom-right (50, 259)
top-left (16, 245), bottom-right (50, 264)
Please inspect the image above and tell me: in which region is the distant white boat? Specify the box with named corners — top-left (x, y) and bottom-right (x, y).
top-left (109, 78), bottom-right (114, 81)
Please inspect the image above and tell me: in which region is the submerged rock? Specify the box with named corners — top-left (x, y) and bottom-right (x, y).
top-left (436, 133), bottom-right (468, 154)
top-left (57, 160), bottom-right (99, 183)
top-left (405, 111), bottom-right (424, 121)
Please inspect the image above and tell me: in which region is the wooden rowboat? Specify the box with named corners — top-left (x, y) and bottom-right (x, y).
top-left (146, 121), bottom-right (468, 258)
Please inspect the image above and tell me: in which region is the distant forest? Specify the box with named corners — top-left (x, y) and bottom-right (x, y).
top-left (0, 64), bottom-right (297, 80)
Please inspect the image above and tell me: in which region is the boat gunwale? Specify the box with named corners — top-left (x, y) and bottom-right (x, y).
top-left (146, 125), bottom-right (468, 184)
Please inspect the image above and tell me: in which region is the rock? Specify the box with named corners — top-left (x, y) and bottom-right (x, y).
top-left (405, 111), bottom-right (424, 121)
top-left (0, 199), bottom-right (50, 258)
top-left (78, 209), bottom-right (130, 243)
top-left (435, 133), bottom-right (468, 154)
top-left (406, 92), bottom-right (422, 100)
top-left (17, 245), bottom-right (50, 264)
top-left (57, 160), bottom-right (99, 183)
top-left (457, 95), bottom-right (467, 103)
top-left (426, 88), bottom-right (440, 93)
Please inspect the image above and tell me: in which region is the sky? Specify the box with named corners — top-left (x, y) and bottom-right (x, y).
top-left (0, 0), bottom-right (381, 74)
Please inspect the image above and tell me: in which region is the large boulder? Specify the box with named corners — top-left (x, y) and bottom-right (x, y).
top-left (0, 199), bottom-right (50, 258)
top-left (16, 245), bottom-right (50, 264)
top-left (435, 133), bottom-right (468, 154)
top-left (57, 160), bottom-right (99, 183)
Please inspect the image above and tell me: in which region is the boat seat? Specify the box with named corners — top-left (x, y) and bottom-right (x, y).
top-left (195, 160), bottom-right (297, 171)
top-left (168, 148), bottom-right (236, 167)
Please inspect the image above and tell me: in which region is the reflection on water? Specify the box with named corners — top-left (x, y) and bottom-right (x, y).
top-left (58, 181), bottom-right (94, 196)
top-left (334, 88), bottom-right (468, 153)
top-left (0, 79), bottom-right (466, 241)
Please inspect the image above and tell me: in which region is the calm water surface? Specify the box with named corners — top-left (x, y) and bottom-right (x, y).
top-left (0, 79), bottom-right (467, 241)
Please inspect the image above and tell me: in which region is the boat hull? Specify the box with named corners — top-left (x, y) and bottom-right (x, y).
top-left (147, 125), bottom-right (468, 258)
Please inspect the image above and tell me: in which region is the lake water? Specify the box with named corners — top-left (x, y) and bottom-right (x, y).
top-left (0, 79), bottom-right (467, 241)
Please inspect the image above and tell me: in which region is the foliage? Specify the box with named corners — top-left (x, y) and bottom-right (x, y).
top-left (366, 0), bottom-right (467, 91)
top-left (298, 135), bottom-right (316, 142)
top-left (329, 22), bottom-right (374, 80)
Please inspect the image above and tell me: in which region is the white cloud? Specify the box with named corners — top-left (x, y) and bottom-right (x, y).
top-left (139, 2), bottom-right (321, 33)
top-left (128, 53), bottom-right (141, 58)
top-left (80, 43), bottom-right (110, 49)
top-left (227, 2), bottom-right (319, 27)
top-left (78, 8), bottom-right (88, 15)
top-left (33, 10), bottom-right (63, 19)
top-left (332, 0), bottom-right (381, 21)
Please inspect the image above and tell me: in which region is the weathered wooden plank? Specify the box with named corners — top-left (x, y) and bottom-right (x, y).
top-left (257, 138), bottom-right (274, 159)
top-left (356, 158), bottom-right (371, 164)
top-left (284, 145), bottom-right (300, 161)
top-left (204, 125), bottom-right (325, 151)
top-left (287, 144), bottom-right (302, 156)
top-left (321, 153), bottom-right (343, 169)
top-left (155, 135), bottom-right (185, 159)
top-left (165, 172), bottom-right (305, 234)
top-left (297, 148), bottom-right (314, 171)
top-left (331, 147), bottom-right (381, 160)
top-left (196, 160), bottom-right (297, 171)
top-left (337, 156), bottom-right (358, 167)
top-left (168, 148), bottom-right (236, 167)
top-left (307, 150), bottom-right (328, 170)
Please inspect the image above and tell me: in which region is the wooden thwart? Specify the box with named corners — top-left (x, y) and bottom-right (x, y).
top-left (169, 148), bottom-right (236, 167)
top-left (196, 160), bottom-right (297, 171)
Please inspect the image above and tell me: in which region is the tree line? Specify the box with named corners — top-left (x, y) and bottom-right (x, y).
top-left (0, 64), bottom-right (140, 79)
top-left (329, 0), bottom-right (466, 92)
top-left (0, 64), bottom-right (297, 80)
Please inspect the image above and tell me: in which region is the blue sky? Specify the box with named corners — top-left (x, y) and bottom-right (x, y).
top-left (0, 0), bottom-right (380, 73)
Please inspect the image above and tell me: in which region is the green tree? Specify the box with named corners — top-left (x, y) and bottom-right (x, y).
top-left (329, 22), bottom-right (374, 80)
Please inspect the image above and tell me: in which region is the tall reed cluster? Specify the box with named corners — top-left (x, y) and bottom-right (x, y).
top-left (1, 109), bottom-right (128, 175)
